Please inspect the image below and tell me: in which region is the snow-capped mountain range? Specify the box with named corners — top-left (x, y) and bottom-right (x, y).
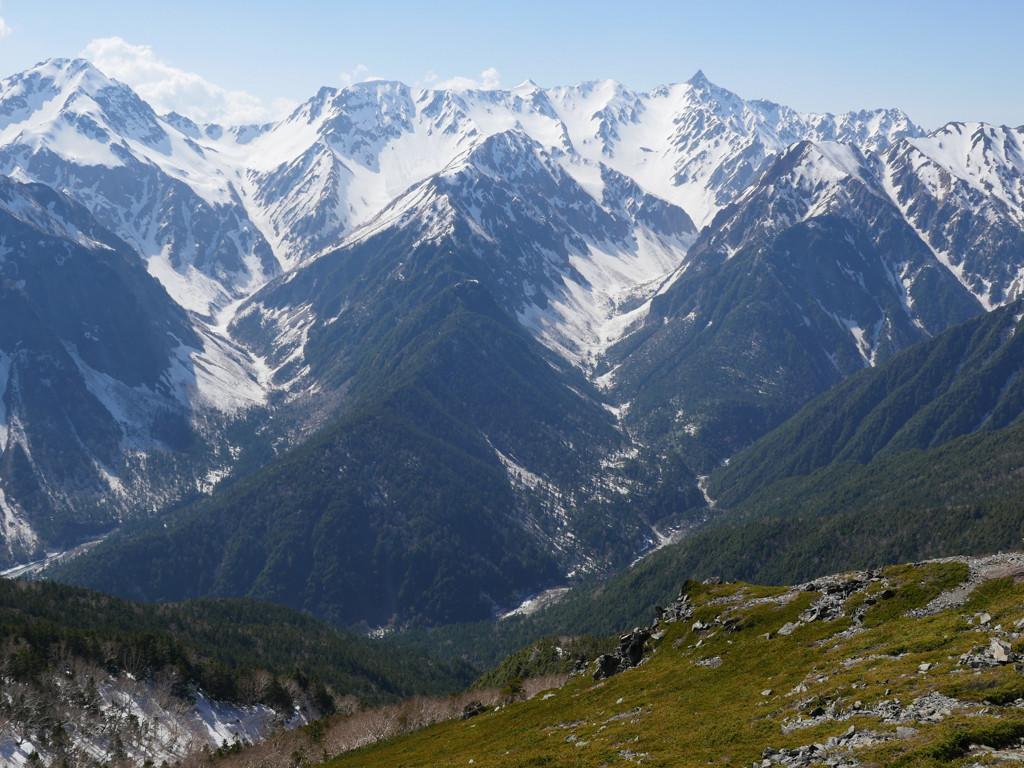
top-left (1, 56), bottom-right (1022, 619)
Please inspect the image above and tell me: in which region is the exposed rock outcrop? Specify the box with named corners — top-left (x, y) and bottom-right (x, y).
top-left (593, 589), bottom-right (695, 680)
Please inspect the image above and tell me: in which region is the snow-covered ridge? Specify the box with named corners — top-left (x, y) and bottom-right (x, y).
top-left (3, 56), bottom-right (1015, 433)
top-left (3, 57), bottom-right (1021, 413)
top-left (881, 123), bottom-right (1024, 308)
top-left (2, 53), bottom-right (1023, 611)
top-left (0, 58), bottom-right (930, 298)
top-left (902, 123), bottom-right (1024, 218)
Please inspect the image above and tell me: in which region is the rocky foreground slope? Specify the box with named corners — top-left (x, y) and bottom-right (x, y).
top-left (233, 552), bottom-right (1024, 768)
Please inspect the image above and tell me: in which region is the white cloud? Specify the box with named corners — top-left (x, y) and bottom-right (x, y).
top-left (431, 67), bottom-right (502, 92)
top-left (338, 64), bottom-right (373, 88)
top-left (81, 37), bottom-right (284, 125)
top-left (0, 17), bottom-right (11, 37)
top-left (480, 67), bottom-right (501, 89)
top-left (271, 96), bottom-right (300, 119)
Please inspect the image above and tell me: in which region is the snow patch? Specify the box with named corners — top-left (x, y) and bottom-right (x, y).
top-left (1, 530), bottom-right (112, 578)
top-left (182, 326), bottom-right (269, 413)
top-left (0, 487), bottom-right (38, 559)
top-left (490, 440), bottom-right (558, 496)
top-left (517, 229), bottom-right (693, 370)
top-left (696, 475), bottom-right (716, 508)
top-left (0, 675), bottom-right (294, 768)
top-left (0, 350), bottom-right (11, 454)
top-left (147, 248), bottom-right (234, 317)
top-left (190, 690), bottom-right (289, 747)
top-left (881, 162), bottom-right (996, 312)
top-left (500, 586), bottom-right (570, 620)
top-left (629, 521), bottom-right (690, 567)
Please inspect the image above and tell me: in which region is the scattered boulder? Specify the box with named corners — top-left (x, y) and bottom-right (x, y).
top-left (593, 626), bottom-right (654, 680)
top-left (893, 693), bottom-right (960, 723)
top-left (658, 591), bottom-right (694, 624)
top-left (460, 701), bottom-right (487, 720)
top-left (571, 654), bottom-right (590, 675)
top-left (589, 587), bottom-right (700, 679)
top-left (590, 592), bottom-right (696, 680)
top-left (593, 653), bottom-right (622, 680)
top-left (959, 637), bottom-right (1019, 668)
top-left (759, 725), bottom-right (888, 767)
top-left (620, 628), bottom-right (652, 666)
top-left (871, 693), bottom-right (960, 724)
top-left (796, 575), bottom-right (868, 624)
top-left (990, 637), bottom-right (1014, 663)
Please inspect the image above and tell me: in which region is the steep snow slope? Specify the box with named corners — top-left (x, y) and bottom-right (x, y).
top-left (0, 174), bottom-right (269, 566)
top-left (0, 59), bottom-right (279, 318)
top-left (882, 123), bottom-right (1024, 308)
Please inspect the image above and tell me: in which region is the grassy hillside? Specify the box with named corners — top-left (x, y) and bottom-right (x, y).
top-left (261, 556), bottom-right (1024, 768)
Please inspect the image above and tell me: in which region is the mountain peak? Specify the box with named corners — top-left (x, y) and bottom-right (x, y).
top-left (0, 56), bottom-right (136, 139)
top-left (511, 79), bottom-right (541, 95)
top-left (686, 69), bottom-right (711, 89)
top-left (29, 56), bottom-right (115, 93)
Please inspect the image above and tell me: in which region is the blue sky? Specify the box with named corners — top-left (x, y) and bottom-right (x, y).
top-left (0, 0), bottom-right (1020, 129)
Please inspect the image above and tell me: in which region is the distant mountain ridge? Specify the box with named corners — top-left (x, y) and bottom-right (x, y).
top-left (1, 56), bottom-right (1022, 625)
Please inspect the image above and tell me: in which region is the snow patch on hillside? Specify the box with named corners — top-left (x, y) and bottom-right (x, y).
top-left (0, 677), bottom-right (293, 768)
top-left (183, 325), bottom-right (269, 412)
top-left (880, 161), bottom-right (996, 312)
top-left (490, 440), bottom-right (557, 496)
top-left (501, 586), bottom-right (570, 620)
top-left (906, 124), bottom-right (1024, 221)
top-left (0, 351), bottom-right (11, 454)
top-left (518, 229), bottom-right (693, 369)
top-left (0, 488), bottom-right (38, 561)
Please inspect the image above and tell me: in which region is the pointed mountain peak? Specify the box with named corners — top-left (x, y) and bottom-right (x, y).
top-left (44, 57), bottom-right (122, 91)
top-left (750, 139), bottom-right (879, 203)
top-left (467, 127), bottom-right (544, 170)
top-left (4, 56), bottom-right (108, 95)
top-left (49, 57), bottom-right (91, 75)
top-left (511, 79), bottom-right (541, 95)
top-left (682, 69), bottom-right (743, 108)
top-left (162, 111), bottom-right (201, 137)
top-left (0, 56), bottom-right (170, 153)
top-left (687, 69), bottom-right (711, 89)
